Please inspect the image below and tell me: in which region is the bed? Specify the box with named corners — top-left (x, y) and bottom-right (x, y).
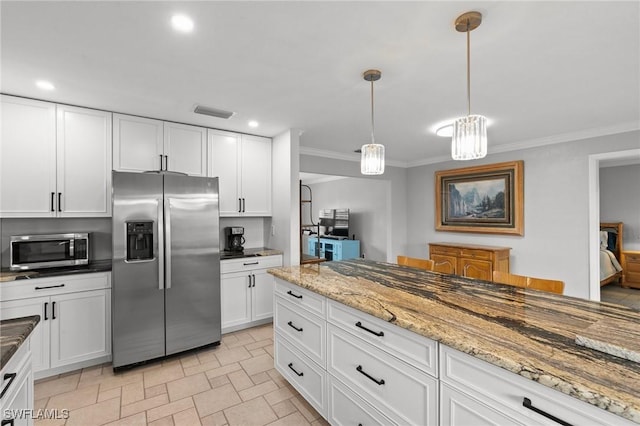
top-left (600, 222), bottom-right (624, 286)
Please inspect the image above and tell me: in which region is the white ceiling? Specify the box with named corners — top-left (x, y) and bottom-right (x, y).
top-left (2, 1), bottom-right (639, 167)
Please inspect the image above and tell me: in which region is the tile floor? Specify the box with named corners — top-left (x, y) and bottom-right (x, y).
top-left (600, 283), bottom-right (640, 310)
top-left (34, 324), bottom-right (329, 426)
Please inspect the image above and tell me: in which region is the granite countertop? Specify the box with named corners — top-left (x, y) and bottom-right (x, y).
top-left (0, 315), bottom-right (40, 369)
top-left (221, 247), bottom-right (283, 260)
top-left (268, 259), bottom-right (640, 423)
top-left (0, 259), bottom-right (112, 282)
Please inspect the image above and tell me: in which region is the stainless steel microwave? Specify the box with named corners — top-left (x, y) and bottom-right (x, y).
top-left (10, 233), bottom-right (89, 270)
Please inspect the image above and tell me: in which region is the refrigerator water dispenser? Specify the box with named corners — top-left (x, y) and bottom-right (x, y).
top-left (126, 221), bottom-right (153, 261)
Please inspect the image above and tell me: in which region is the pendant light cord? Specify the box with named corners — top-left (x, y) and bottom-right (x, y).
top-left (370, 79), bottom-right (375, 144)
top-left (466, 18), bottom-right (471, 117)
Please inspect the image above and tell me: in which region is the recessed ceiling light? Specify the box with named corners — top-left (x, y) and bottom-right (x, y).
top-left (35, 80), bottom-right (55, 91)
top-left (171, 14), bottom-right (194, 33)
top-left (248, 121), bottom-right (259, 128)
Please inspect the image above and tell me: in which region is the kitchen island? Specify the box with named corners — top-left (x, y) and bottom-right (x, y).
top-left (269, 259), bottom-right (640, 425)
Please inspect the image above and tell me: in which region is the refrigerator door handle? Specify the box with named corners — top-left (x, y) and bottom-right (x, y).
top-left (165, 198), bottom-right (172, 289)
top-left (157, 199), bottom-right (165, 290)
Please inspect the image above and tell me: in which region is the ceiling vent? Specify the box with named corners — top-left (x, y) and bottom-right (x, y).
top-left (193, 105), bottom-right (235, 119)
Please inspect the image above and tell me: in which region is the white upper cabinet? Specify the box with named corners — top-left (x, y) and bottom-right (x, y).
top-left (208, 129), bottom-right (271, 216)
top-left (113, 113), bottom-right (163, 172)
top-left (163, 122), bottom-right (207, 176)
top-left (113, 114), bottom-right (207, 176)
top-left (0, 96), bottom-right (112, 218)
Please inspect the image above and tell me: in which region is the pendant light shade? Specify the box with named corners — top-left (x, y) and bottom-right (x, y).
top-left (361, 69), bottom-right (385, 175)
top-left (452, 11), bottom-right (487, 161)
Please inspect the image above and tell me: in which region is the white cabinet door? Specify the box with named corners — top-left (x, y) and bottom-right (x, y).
top-left (0, 297), bottom-right (50, 373)
top-left (1, 346), bottom-right (34, 426)
top-left (56, 105), bottom-right (112, 217)
top-left (240, 135), bottom-right (272, 216)
top-left (113, 113), bottom-right (163, 172)
top-left (208, 129), bottom-right (241, 215)
top-left (49, 289), bottom-right (111, 369)
top-left (164, 122), bottom-right (207, 176)
top-left (440, 383), bottom-right (526, 426)
top-left (251, 269), bottom-right (274, 322)
top-left (221, 272), bottom-right (252, 329)
top-left (0, 96), bottom-right (56, 217)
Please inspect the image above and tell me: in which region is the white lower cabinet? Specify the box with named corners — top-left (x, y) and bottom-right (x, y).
top-left (0, 272), bottom-right (111, 379)
top-left (0, 342), bottom-right (34, 426)
top-left (327, 375), bottom-right (395, 426)
top-left (441, 383), bottom-right (525, 426)
top-left (221, 255), bottom-right (282, 333)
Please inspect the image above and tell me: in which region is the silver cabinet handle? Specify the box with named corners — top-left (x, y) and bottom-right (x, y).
top-left (165, 199), bottom-right (172, 289)
top-left (157, 199), bottom-right (164, 290)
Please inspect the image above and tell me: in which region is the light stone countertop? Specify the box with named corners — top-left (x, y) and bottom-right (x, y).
top-left (268, 258), bottom-right (640, 423)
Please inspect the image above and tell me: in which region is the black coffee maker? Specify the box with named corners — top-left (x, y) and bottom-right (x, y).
top-left (224, 226), bottom-right (245, 252)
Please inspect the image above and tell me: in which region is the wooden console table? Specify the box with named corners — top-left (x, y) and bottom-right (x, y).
top-left (429, 242), bottom-right (511, 282)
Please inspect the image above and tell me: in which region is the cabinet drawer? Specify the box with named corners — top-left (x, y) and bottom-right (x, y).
top-left (430, 246), bottom-right (460, 256)
top-left (626, 261), bottom-right (640, 274)
top-left (274, 278), bottom-right (326, 317)
top-left (327, 300), bottom-right (437, 376)
top-left (460, 248), bottom-right (491, 260)
top-left (327, 375), bottom-right (395, 426)
top-left (440, 345), bottom-right (635, 426)
top-left (625, 252), bottom-right (640, 263)
top-left (625, 270), bottom-right (640, 282)
top-left (275, 333), bottom-right (326, 417)
top-left (221, 255), bottom-right (282, 273)
top-left (1, 272), bottom-right (110, 302)
top-left (327, 324), bottom-right (438, 426)
top-left (274, 297), bottom-right (325, 367)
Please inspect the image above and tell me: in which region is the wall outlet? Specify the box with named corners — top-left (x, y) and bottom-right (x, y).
top-left (361, 253), bottom-right (365, 259)
top-left (271, 225), bottom-right (276, 236)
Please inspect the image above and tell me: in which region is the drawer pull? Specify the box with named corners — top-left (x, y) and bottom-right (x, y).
top-left (523, 397), bottom-right (572, 426)
top-left (356, 365), bottom-right (385, 385)
top-left (287, 321), bottom-right (303, 332)
top-left (35, 284), bottom-right (66, 290)
top-left (287, 362), bottom-right (304, 377)
top-left (355, 321), bottom-right (384, 337)
top-left (244, 261), bottom-right (259, 266)
top-left (0, 373), bottom-right (17, 399)
top-left (287, 290), bottom-right (303, 299)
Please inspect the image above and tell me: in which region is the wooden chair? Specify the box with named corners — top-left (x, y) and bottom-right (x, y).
top-left (397, 256), bottom-right (435, 271)
top-left (492, 271), bottom-right (564, 294)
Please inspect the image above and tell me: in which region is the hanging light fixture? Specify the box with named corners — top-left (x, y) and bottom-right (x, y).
top-left (451, 11), bottom-right (487, 161)
top-left (361, 69), bottom-right (385, 175)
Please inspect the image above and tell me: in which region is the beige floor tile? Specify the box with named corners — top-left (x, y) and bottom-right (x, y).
top-left (121, 393), bottom-right (169, 418)
top-left (183, 359), bottom-right (222, 376)
top-left (34, 397), bottom-right (48, 411)
top-left (193, 383), bottom-right (241, 418)
top-left (291, 396), bottom-right (321, 423)
top-left (148, 416), bottom-right (175, 426)
top-left (204, 363), bottom-right (242, 380)
top-left (239, 354), bottom-right (274, 376)
top-left (80, 364), bottom-right (105, 380)
top-left (145, 383), bottom-right (168, 399)
top-left (247, 326), bottom-right (274, 342)
top-left (98, 386), bottom-right (122, 402)
top-left (46, 384), bottom-right (99, 411)
top-left (179, 354), bottom-right (201, 369)
top-left (238, 380), bottom-right (279, 402)
top-left (310, 416), bottom-right (330, 426)
top-left (263, 345), bottom-right (274, 357)
top-left (200, 411), bottom-right (228, 426)
top-left (266, 369), bottom-right (289, 388)
top-left (227, 369), bottom-right (254, 391)
top-left (209, 374), bottom-right (231, 389)
top-left (250, 372), bottom-right (271, 385)
top-left (34, 418), bottom-right (67, 426)
top-left (249, 348), bottom-right (267, 357)
top-left (173, 407), bottom-right (202, 426)
top-left (267, 411), bottom-right (310, 426)
top-left (270, 399), bottom-right (297, 419)
top-left (35, 373), bottom-right (81, 399)
top-left (144, 363), bottom-right (185, 388)
top-left (65, 397), bottom-right (121, 426)
top-left (196, 349), bottom-right (220, 365)
top-left (223, 396), bottom-right (277, 426)
top-left (121, 381), bottom-right (145, 406)
top-left (245, 339), bottom-right (273, 352)
top-left (104, 411), bottom-right (147, 426)
top-left (147, 397), bottom-right (194, 423)
top-left (225, 333), bottom-right (256, 349)
top-left (215, 346), bottom-right (253, 366)
top-left (264, 387), bottom-right (294, 406)
top-left (80, 372), bottom-right (142, 392)
top-left (167, 372), bottom-right (211, 401)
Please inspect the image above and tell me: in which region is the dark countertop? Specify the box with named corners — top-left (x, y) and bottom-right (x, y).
top-left (221, 247), bottom-right (283, 260)
top-left (268, 258), bottom-right (640, 423)
top-left (0, 315), bottom-right (41, 369)
top-left (0, 259), bottom-right (112, 282)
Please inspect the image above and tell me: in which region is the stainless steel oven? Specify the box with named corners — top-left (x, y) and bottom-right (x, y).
top-left (10, 233), bottom-right (89, 270)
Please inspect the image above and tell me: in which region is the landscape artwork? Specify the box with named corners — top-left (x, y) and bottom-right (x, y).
top-left (435, 161), bottom-right (524, 235)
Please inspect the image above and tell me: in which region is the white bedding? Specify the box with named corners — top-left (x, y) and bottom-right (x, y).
top-left (600, 249), bottom-right (623, 281)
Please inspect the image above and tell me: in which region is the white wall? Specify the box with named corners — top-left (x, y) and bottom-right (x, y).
top-left (406, 130), bottom-right (640, 299)
top-left (600, 164), bottom-right (640, 250)
top-left (299, 155), bottom-right (407, 262)
top-left (301, 176), bottom-right (389, 261)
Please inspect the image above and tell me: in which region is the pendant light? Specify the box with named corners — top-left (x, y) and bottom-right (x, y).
top-left (361, 69), bottom-right (385, 175)
top-left (451, 11), bottom-right (487, 161)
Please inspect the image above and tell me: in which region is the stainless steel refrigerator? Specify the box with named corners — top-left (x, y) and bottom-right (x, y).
top-left (112, 171), bottom-right (220, 369)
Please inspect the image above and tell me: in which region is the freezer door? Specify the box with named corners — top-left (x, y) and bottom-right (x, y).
top-left (164, 174), bottom-right (221, 355)
top-left (112, 172), bottom-right (165, 368)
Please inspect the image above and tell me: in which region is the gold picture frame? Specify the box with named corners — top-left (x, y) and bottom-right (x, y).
top-left (435, 160), bottom-right (524, 235)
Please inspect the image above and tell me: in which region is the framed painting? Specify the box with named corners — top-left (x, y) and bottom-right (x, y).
top-left (435, 160), bottom-right (524, 235)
